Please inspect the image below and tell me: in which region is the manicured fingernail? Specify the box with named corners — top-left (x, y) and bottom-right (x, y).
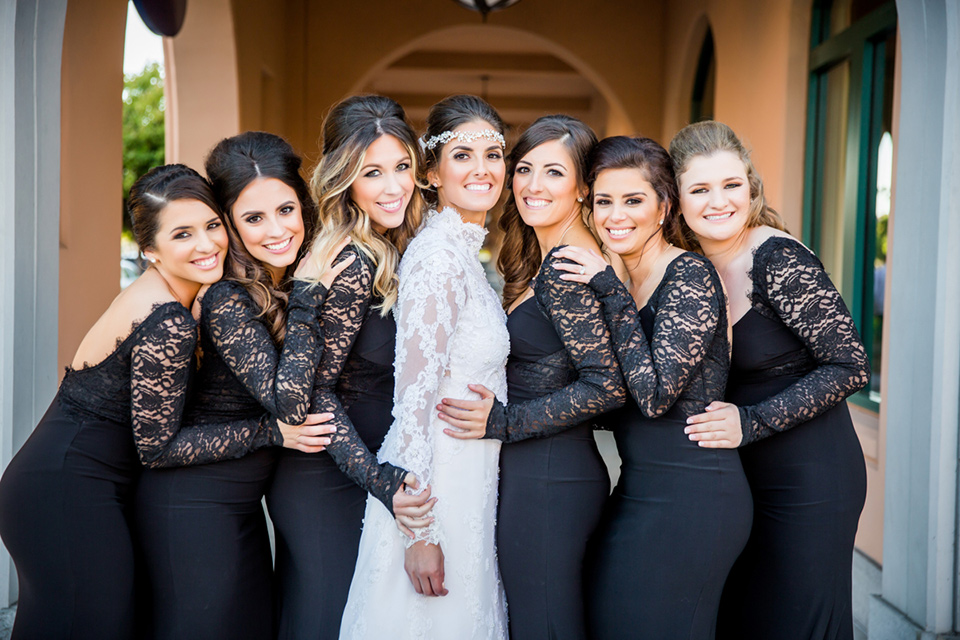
top-left (683, 427), bottom-right (691, 434)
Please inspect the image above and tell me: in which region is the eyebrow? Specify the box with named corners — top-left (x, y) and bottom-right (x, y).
top-left (687, 177), bottom-right (743, 188)
top-left (516, 161), bottom-right (567, 170)
top-left (275, 200), bottom-right (296, 210)
top-left (594, 191), bottom-right (647, 198)
top-left (170, 225), bottom-right (191, 234)
top-left (360, 157), bottom-right (411, 172)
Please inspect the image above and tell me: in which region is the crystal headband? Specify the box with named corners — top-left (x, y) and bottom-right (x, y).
top-left (419, 129), bottom-right (505, 151)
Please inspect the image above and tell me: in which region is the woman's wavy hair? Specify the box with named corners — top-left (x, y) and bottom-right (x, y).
top-left (304, 95), bottom-right (426, 314)
top-left (128, 163), bottom-right (222, 253)
top-left (587, 136), bottom-right (683, 256)
top-left (668, 120), bottom-right (785, 249)
top-left (204, 131), bottom-right (318, 344)
top-left (421, 94), bottom-right (506, 209)
top-left (498, 114), bottom-right (597, 311)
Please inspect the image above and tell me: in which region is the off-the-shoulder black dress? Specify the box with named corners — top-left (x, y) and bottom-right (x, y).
top-left (584, 253), bottom-right (752, 640)
top-left (0, 302), bottom-right (274, 639)
top-left (266, 247), bottom-right (407, 640)
top-left (716, 237), bottom-right (868, 640)
top-left (487, 247), bottom-right (625, 640)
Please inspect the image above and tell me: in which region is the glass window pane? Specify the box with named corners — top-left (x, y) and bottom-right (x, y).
top-left (816, 61), bottom-right (851, 286)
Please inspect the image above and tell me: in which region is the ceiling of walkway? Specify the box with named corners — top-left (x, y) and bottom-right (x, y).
top-left (361, 27), bottom-right (609, 137)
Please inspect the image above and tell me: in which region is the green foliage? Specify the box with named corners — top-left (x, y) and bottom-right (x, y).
top-left (122, 62), bottom-right (165, 228)
top-left (876, 213), bottom-right (888, 264)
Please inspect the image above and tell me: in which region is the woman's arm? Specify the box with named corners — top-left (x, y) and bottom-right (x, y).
top-left (130, 306), bottom-right (283, 468)
top-left (203, 279), bottom-right (326, 425)
top-left (736, 238), bottom-right (870, 444)
top-left (392, 248), bottom-right (467, 546)
top-left (306, 247), bottom-right (412, 517)
top-left (686, 238), bottom-right (870, 447)
top-left (482, 248), bottom-right (625, 443)
top-left (590, 255), bottom-right (724, 418)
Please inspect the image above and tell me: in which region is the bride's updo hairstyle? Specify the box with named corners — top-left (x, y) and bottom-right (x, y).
top-left (498, 115), bottom-right (597, 311)
top-left (128, 164), bottom-right (221, 254)
top-left (306, 94), bottom-right (425, 314)
top-left (421, 94), bottom-right (505, 209)
top-left (669, 121), bottom-right (785, 249)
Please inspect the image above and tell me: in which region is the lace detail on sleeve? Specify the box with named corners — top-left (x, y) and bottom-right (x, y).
top-left (739, 237), bottom-right (870, 444)
top-left (589, 254), bottom-right (726, 418)
top-left (309, 247), bottom-right (407, 514)
top-left (131, 306), bottom-right (279, 468)
top-left (392, 248), bottom-right (467, 546)
top-left (486, 248), bottom-right (625, 442)
top-left (203, 279), bottom-right (326, 424)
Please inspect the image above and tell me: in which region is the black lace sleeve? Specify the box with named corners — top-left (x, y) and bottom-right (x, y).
top-left (738, 237), bottom-right (870, 444)
top-left (309, 247), bottom-right (407, 515)
top-left (589, 254), bottom-right (725, 418)
top-left (485, 247), bottom-right (626, 442)
top-left (131, 305), bottom-right (280, 468)
top-left (203, 279), bottom-right (326, 424)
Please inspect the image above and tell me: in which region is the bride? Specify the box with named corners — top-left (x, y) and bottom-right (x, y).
top-left (339, 94), bottom-right (510, 639)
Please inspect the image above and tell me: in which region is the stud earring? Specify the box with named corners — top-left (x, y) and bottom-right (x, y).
top-left (432, 183), bottom-right (439, 188)
top-left (658, 219), bottom-right (664, 226)
top-left (577, 197), bottom-right (584, 203)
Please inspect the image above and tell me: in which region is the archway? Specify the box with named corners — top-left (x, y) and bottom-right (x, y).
top-left (351, 24), bottom-right (635, 139)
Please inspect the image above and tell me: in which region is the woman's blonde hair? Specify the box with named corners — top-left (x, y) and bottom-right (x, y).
top-left (669, 121), bottom-right (785, 249)
top-left (304, 95), bottom-right (426, 314)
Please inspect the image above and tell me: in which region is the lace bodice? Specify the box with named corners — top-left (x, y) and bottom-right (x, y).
top-left (200, 279), bottom-right (326, 424)
top-left (379, 208), bottom-right (510, 546)
top-left (734, 237), bottom-right (869, 444)
top-left (308, 245), bottom-right (408, 514)
top-left (588, 252), bottom-right (728, 420)
top-left (485, 246), bottom-right (626, 442)
top-left (59, 302), bottom-right (276, 468)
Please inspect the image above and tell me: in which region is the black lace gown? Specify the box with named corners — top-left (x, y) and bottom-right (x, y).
top-left (583, 254), bottom-right (752, 640)
top-left (134, 279), bottom-right (327, 640)
top-left (716, 237), bottom-right (868, 640)
top-left (266, 247), bottom-right (407, 640)
top-left (489, 247), bottom-right (626, 640)
top-left (0, 302), bottom-right (274, 639)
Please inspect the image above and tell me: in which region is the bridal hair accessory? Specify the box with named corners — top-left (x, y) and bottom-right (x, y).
top-left (419, 129), bottom-right (505, 151)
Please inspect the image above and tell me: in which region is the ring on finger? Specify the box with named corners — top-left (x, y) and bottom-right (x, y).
top-left (579, 266), bottom-right (586, 275)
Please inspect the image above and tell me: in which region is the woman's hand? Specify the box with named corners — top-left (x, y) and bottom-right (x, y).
top-left (404, 541), bottom-right (447, 597)
top-left (684, 402), bottom-right (743, 448)
top-left (551, 245), bottom-right (610, 284)
top-left (393, 473), bottom-right (437, 539)
top-left (278, 413), bottom-right (336, 453)
top-left (294, 235), bottom-right (355, 285)
top-left (439, 384), bottom-right (495, 440)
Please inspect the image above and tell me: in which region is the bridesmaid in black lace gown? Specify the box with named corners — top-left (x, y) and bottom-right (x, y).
top-left (0, 166), bottom-right (246, 639)
top-left (134, 133), bottom-right (411, 640)
top-left (673, 122), bottom-right (868, 640)
top-left (554, 136), bottom-right (752, 640)
top-left (264, 96), bottom-right (431, 639)
top-left (439, 115), bottom-right (625, 640)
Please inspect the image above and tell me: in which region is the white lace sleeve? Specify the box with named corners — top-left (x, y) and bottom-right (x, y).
top-left (392, 248), bottom-right (466, 547)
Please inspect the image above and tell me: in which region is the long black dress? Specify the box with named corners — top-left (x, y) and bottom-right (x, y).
top-left (134, 279), bottom-right (331, 640)
top-left (266, 247), bottom-right (407, 639)
top-left (716, 237), bottom-right (869, 640)
top-left (584, 253), bottom-right (753, 640)
top-left (0, 302), bottom-right (276, 640)
top-left (488, 247), bottom-right (626, 640)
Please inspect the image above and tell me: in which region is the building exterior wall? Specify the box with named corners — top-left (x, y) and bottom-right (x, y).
top-left (58, 0), bottom-right (127, 376)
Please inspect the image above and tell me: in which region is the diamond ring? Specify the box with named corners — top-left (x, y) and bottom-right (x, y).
top-left (579, 266), bottom-right (586, 275)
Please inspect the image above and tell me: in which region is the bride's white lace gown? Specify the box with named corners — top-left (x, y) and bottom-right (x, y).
top-left (339, 208), bottom-right (510, 640)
